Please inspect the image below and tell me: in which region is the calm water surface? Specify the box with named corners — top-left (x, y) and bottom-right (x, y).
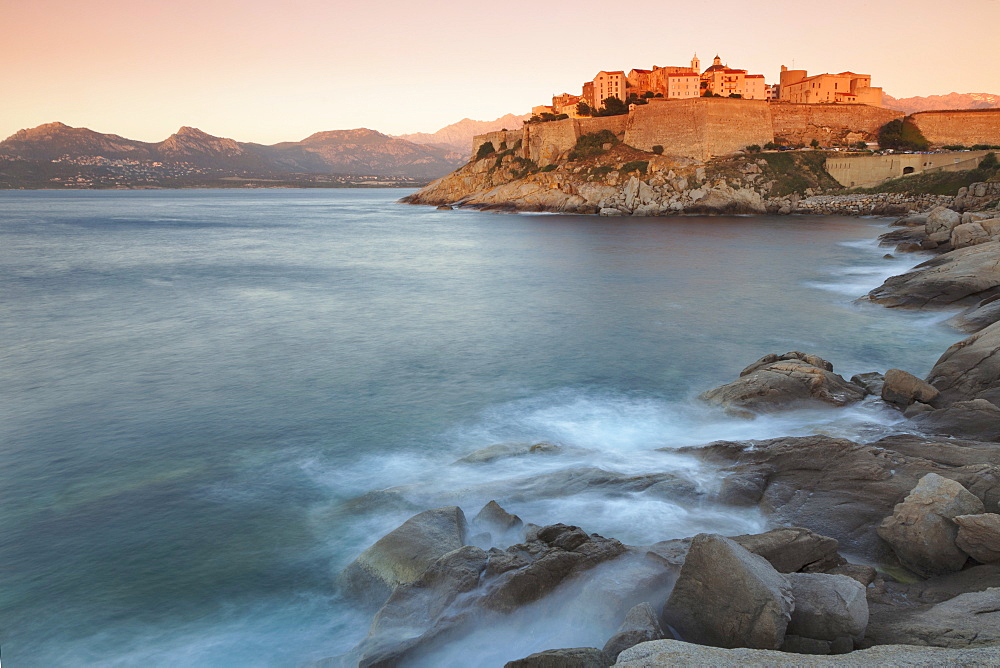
top-left (0, 189), bottom-right (962, 666)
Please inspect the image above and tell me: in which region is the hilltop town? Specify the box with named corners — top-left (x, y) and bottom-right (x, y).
top-left (532, 54), bottom-right (883, 120)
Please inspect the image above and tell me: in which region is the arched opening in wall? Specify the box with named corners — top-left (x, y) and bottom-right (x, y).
top-left (902, 166), bottom-right (915, 174)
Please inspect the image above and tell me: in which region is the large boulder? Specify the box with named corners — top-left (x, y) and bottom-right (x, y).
top-left (881, 368), bottom-right (940, 407)
top-left (867, 241), bottom-right (1000, 309)
top-left (955, 514), bottom-right (1000, 564)
top-left (337, 506), bottom-right (468, 607)
top-left (343, 545), bottom-right (489, 667)
top-left (730, 527), bottom-right (843, 573)
top-left (866, 588), bottom-right (1000, 648)
top-left (614, 639), bottom-right (1000, 666)
top-left (473, 500), bottom-right (524, 535)
top-left (925, 206), bottom-right (962, 241)
top-left (662, 533), bottom-right (793, 650)
top-left (602, 602), bottom-right (665, 662)
top-left (783, 573), bottom-right (868, 648)
top-left (877, 473), bottom-right (985, 578)
top-left (700, 352), bottom-right (865, 414)
top-left (947, 294), bottom-right (1000, 333)
top-left (911, 399), bottom-right (1000, 441)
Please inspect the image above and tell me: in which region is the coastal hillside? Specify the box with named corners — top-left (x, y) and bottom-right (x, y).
top-left (0, 123), bottom-right (466, 187)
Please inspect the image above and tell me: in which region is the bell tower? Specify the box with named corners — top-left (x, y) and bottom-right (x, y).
top-left (691, 53), bottom-right (700, 73)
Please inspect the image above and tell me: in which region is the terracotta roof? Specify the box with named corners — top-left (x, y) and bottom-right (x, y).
top-left (630, 69), bottom-right (652, 73)
top-left (746, 74), bottom-right (765, 78)
top-left (669, 72), bottom-right (699, 77)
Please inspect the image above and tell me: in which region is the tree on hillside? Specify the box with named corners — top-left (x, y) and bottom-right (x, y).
top-left (475, 141), bottom-right (495, 160)
top-left (576, 101), bottom-right (592, 117)
top-left (594, 97), bottom-right (629, 117)
top-left (878, 119), bottom-right (930, 151)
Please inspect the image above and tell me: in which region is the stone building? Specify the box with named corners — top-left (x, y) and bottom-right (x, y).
top-left (700, 55), bottom-right (768, 99)
top-left (778, 66), bottom-right (883, 106)
top-left (588, 70), bottom-right (627, 106)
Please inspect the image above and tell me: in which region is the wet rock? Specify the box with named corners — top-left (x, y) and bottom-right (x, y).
top-left (867, 241), bottom-right (1000, 309)
top-left (700, 352), bottom-right (864, 414)
top-left (925, 319), bottom-right (1000, 409)
top-left (602, 602), bottom-right (665, 662)
top-left (866, 587), bottom-right (1000, 648)
top-left (343, 545), bottom-right (489, 667)
top-left (784, 573), bottom-right (868, 645)
top-left (911, 399), bottom-right (1000, 441)
top-left (825, 563), bottom-right (878, 586)
top-left (850, 372), bottom-right (884, 397)
top-left (615, 639), bottom-right (1000, 666)
top-left (955, 514), bottom-right (1000, 563)
top-left (504, 647), bottom-right (610, 668)
top-left (687, 435), bottom-right (1000, 562)
top-left (482, 524), bottom-right (627, 613)
top-left (877, 473), bottom-right (984, 578)
top-left (881, 368), bottom-right (940, 408)
top-left (474, 500), bottom-right (523, 535)
top-left (730, 527), bottom-right (844, 573)
top-left (662, 533), bottom-right (793, 650)
top-left (337, 506), bottom-right (468, 608)
top-left (947, 294), bottom-right (1000, 333)
top-left (455, 441), bottom-right (562, 464)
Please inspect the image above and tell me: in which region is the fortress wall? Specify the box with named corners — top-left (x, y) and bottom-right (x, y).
top-left (625, 99), bottom-right (771, 160)
top-left (470, 130), bottom-right (522, 159)
top-left (701, 99), bottom-right (773, 157)
top-left (523, 115), bottom-right (630, 165)
top-left (910, 110), bottom-right (1000, 146)
top-left (771, 104), bottom-right (902, 146)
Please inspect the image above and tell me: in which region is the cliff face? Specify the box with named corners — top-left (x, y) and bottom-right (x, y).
top-left (401, 141), bottom-right (881, 216)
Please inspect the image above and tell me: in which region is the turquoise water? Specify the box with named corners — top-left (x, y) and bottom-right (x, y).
top-left (0, 189), bottom-right (961, 666)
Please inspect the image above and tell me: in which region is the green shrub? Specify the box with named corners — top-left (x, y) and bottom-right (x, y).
top-left (854, 141), bottom-right (868, 149)
top-left (810, 139), bottom-right (820, 148)
top-left (981, 152), bottom-right (998, 170)
top-left (540, 164), bottom-right (557, 173)
top-left (621, 160), bottom-right (649, 175)
top-left (576, 101), bottom-right (592, 117)
top-left (763, 141), bottom-right (779, 151)
top-left (569, 130), bottom-right (619, 160)
top-left (475, 141), bottom-right (496, 160)
top-left (746, 144), bottom-right (761, 153)
top-left (943, 144), bottom-right (968, 151)
top-left (651, 145), bottom-right (664, 155)
top-left (972, 144), bottom-right (1000, 150)
top-left (594, 97), bottom-right (629, 117)
top-left (590, 165), bottom-right (614, 177)
top-left (878, 119), bottom-right (929, 151)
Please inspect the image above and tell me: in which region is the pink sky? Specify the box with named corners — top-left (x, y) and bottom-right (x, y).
top-left (3, 0), bottom-right (999, 144)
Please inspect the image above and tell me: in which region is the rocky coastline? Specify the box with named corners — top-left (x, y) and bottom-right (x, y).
top-left (323, 194), bottom-right (1000, 666)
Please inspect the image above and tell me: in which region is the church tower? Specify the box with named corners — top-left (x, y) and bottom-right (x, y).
top-left (712, 54), bottom-right (722, 67)
top-left (691, 53), bottom-right (700, 73)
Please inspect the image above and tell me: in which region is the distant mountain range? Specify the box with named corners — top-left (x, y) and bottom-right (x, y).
top-left (397, 114), bottom-right (529, 153)
top-left (883, 92), bottom-right (1000, 115)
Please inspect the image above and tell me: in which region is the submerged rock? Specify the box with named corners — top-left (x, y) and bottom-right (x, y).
top-left (337, 505), bottom-right (468, 608)
top-left (454, 441), bottom-right (563, 464)
top-left (601, 602), bottom-right (665, 662)
top-left (877, 473), bottom-right (984, 578)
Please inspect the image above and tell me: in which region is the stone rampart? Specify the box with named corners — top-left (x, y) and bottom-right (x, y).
top-left (625, 98), bottom-right (772, 160)
top-left (910, 110), bottom-right (1000, 147)
top-left (770, 104), bottom-right (903, 146)
top-left (470, 130), bottom-right (522, 160)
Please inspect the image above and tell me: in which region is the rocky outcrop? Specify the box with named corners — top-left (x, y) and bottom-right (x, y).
top-left (700, 352), bottom-right (865, 415)
top-left (906, 318), bottom-right (1000, 440)
top-left (337, 506), bottom-right (468, 608)
top-left (866, 588), bottom-right (1000, 649)
top-left (955, 514), bottom-right (1000, 563)
top-left (877, 473), bottom-right (985, 578)
top-left (881, 368), bottom-right (940, 407)
top-left (662, 533), bottom-right (794, 650)
top-left (685, 434), bottom-right (1000, 561)
top-left (867, 241), bottom-right (1000, 310)
top-left (614, 639), bottom-right (1000, 666)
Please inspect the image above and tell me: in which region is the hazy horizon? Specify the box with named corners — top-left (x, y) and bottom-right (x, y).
top-left (3, 0), bottom-right (1000, 144)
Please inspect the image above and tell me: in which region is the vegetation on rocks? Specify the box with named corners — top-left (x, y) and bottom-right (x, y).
top-left (568, 130), bottom-right (619, 161)
top-left (878, 119), bottom-right (930, 151)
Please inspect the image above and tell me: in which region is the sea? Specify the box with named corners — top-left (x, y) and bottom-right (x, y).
top-left (0, 189), bottom-right (964, 666)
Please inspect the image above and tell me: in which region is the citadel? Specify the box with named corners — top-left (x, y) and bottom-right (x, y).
top-left (534, 55), bottom-right (884, 119)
